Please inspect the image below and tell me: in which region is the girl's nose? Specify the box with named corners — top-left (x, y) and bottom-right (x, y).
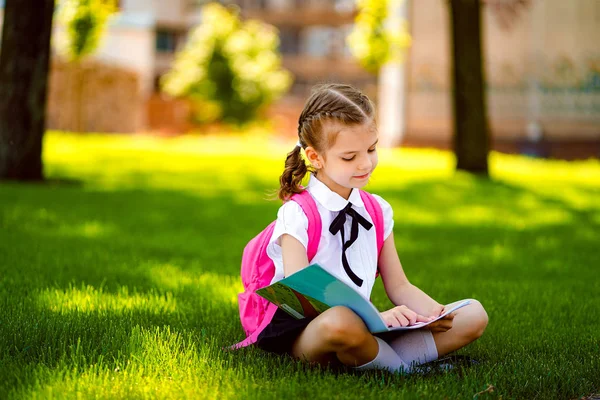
top-left (358, 156), bottom-right (372, 171)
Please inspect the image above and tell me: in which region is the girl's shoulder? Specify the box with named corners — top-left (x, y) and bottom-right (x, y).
top-left (275, 197), bottom-right (309, 229)
top-left (364, 192), bottom-right (395, 239)
top-left (366, 192), bottom-right (393, 213)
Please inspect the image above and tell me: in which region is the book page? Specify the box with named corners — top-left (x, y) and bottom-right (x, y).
top-left (256, 282), bottom-right (304, 316)
top-left (386, 299), bottom-right (472, 332)
top-left (256, 281), bottom-right (331, 319)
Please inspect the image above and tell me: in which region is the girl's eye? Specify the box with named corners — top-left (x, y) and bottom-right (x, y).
top-left (368, 147), bottom-right (376, 153)
top-left (342, 156), bottom-right (355, 161)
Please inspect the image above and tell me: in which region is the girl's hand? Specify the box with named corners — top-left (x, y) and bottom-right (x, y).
top-left (424, 304), bottom-right (454, 333)
top-left (380, 305), bottom-right (431, 328)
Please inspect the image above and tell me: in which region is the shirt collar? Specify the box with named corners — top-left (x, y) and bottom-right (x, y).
top-left (307, 174), bottom-right (364, 212)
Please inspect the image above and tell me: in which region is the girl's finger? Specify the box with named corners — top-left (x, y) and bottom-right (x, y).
top-left (395, 313), bottom-right (409, 327)
top-left (416, 314), bottom-right (430, 323)
top-left (405, 311), bottom-right (417, 325)
top-left (385, 317), bottom-right (396, 328)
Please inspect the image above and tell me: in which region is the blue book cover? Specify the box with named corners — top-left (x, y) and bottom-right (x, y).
top-left (256, 263), bottom-right (471, 333)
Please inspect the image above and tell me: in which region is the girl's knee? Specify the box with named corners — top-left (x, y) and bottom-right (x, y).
top-left (466, 300), bottom-right (488, 340)
top-left (317, 306), bottom-right (370, 348)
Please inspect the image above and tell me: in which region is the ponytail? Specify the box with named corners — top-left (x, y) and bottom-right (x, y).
top-left (277, 145), bottom-right (308, 201)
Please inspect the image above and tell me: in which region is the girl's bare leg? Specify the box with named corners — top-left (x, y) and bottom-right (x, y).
top-left (291, 306), bottom-right (378, 367)
top-left (433, 299), bottom-right (489, 357)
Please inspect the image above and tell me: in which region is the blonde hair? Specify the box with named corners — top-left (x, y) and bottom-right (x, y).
top-left (277, 83), bottom-right (376, 201)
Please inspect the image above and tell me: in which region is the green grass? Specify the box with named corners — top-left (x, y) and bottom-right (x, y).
top-left (1, 131), bottom-right (599, 399)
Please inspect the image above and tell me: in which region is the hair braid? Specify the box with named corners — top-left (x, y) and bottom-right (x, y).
top-left (277, 145), bottom-right (309, 201)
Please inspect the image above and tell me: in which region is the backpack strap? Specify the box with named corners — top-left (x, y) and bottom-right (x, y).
top-left (290, 190), bottom-right (321, 261)
top-left (359, 190), bottom-right (384, 258)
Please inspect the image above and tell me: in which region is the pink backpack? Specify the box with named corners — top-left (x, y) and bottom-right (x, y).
top-left (232, 189), bottom-right (385, 350)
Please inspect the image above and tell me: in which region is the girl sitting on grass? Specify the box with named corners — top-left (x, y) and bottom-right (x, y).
top-left (256, 83), bottom-right (488, 373)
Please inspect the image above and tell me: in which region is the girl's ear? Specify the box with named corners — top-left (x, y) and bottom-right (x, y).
top-left (304, 146), bottom-right (323, 169)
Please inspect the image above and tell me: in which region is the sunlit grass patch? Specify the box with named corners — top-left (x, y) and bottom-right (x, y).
top-left (490, 151), bottom-right (600, 187)
top-left (148, 263), bottom-right (242, 306)
top-left (11, 326), bottom-right (242, 400)
top-left (37, 285), bottom-right (178, 315)
top-left (43, 131), bottom-right (285, 196)
top-left (2, 204), bottom-right (118, 239)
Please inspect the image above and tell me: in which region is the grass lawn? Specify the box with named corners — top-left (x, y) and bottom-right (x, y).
top-left (1, 131), bottom-right (599, 399)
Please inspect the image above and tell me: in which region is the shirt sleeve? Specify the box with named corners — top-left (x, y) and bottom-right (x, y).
top-left (266, 200), bottom-right (309, 262)
top-left (371, 194), bottom-right (394, 240)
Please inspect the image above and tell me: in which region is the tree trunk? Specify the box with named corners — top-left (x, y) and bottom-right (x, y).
top-left (0, 0), bottom-right (55, 180)
top-left (448, 0), bottom-right (490, 175)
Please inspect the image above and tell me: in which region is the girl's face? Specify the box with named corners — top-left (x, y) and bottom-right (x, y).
top-left (308, 122), bottom-right (379, 199)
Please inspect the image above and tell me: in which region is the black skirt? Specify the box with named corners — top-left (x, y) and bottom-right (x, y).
top-left (255, 308), bottom-right (315, 355)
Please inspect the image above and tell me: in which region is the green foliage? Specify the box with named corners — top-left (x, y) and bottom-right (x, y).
top-left (161, 3), bottom-right (292, 124)
top-left (56, 0), bottom-right (117, 62)
top-left (347, 0), bottom-right (411, 73)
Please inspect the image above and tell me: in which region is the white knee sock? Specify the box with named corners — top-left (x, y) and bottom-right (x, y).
top-left (353, 337), bottom-right (410, 374)
top-left (388, 329), bottom-right (438, 371)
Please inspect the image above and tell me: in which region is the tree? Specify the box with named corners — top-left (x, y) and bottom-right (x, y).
top-left (162, 2), bottom-right (292, 125)
top-left (0, 0), bottom-right (55, 181)
top-left (449, 0), bottom-right (530, 175)
top-left (448, 0), bottom-right (490, 175)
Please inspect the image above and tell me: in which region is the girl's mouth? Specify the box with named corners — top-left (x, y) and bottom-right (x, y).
top-left (354, 172), bottom-right (370, 180)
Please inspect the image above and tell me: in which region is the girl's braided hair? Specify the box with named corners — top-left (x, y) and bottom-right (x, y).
top-left (277, 83), bottom-right (376, 201)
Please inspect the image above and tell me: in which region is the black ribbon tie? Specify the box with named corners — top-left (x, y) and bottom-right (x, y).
top-left (329, 203), bottom-right (373, 287)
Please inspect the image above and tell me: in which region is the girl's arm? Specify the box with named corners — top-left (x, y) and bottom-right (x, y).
top-left (378, 232), bottom-right (442, 317)
top-left (280, 234), bottom-right (309, 277)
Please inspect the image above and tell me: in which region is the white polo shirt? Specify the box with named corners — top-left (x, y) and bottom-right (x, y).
top-left (266, 174), bottom-right (394, 300)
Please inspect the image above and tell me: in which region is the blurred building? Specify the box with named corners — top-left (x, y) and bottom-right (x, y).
top-left (232, 0), bottom-right (600, 158)
top-left (0, 0), bottom-right (598, 157)
top-left (235, 0), bottom-right (377, 96)
top-left (405, 0), bottom-right (600, 158)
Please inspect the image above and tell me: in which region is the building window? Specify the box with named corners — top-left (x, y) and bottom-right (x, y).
top-left (279, 27), bottom-right (301, 55)
top-left (334, 0), bottom-right (354, 12)
top-left (156, 29), bottom-right (180, 53)
top-left (303, 27), bottom-right (334, 58)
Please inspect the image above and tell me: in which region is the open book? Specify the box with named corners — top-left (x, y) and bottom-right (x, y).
top-left (256, 263), bottom-right (471, 333)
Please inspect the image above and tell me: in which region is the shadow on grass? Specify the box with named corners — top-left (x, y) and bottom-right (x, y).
top-left (0, 176), bottom-right (598, 398)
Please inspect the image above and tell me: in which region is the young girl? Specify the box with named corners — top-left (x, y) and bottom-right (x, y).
top-left (256, 83), bottom-right (488, 373)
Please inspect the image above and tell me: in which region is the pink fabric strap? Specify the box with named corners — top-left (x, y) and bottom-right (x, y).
top-left (359, 190), bottom-right (384, 256)
top-left (290, 190), bottom-right (321, 261)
